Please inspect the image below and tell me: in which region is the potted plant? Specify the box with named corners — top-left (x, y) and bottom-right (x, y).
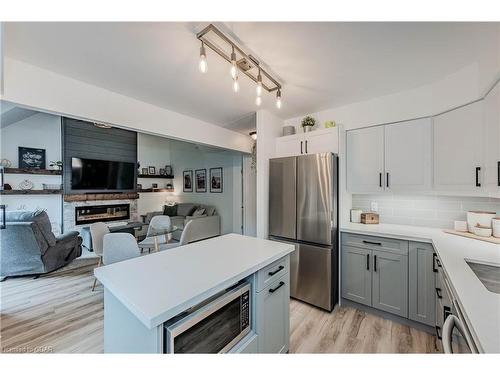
top-left (49, 160), bottom-right (63, 171)
top-left (301, 116), bottom-right (316, 133)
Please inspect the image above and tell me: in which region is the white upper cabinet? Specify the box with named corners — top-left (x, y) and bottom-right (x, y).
top-left (433, 101), bottom-right (484, 193)
top-left (346, 126), bottom-right (385, 193)
top-left (483, 84), bottom-right (500, 194)
top-left (275, 127), bottom-right (338, 158)
top-left (385, 118), bottom-right (432, 192)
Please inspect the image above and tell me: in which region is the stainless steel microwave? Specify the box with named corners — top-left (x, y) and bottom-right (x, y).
top-left (164, 282), bottom-right (251, 353)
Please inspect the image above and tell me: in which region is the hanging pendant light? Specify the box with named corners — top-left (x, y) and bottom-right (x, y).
top-left (276, 89), bottom-right (282, 109)
top-left (256, 68), bottom-right (263, 97)
top-left (199, 42), bottom-right (207, 73)
top-left (230, 47), bottom-right (238, 80)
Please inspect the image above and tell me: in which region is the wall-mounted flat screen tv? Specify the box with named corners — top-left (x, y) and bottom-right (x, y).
top-left (71, 157), bottom-right (135, 191)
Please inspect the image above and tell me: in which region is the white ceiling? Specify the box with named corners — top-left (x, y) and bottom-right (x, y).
top-left (4, 22), bottom-right (497, 133)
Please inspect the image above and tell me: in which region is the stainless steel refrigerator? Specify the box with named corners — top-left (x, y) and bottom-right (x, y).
top-left (269, 153), bottom-right (338, 311)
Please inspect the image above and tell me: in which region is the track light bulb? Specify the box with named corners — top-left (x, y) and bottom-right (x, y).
top-left (256, 69), bottom-right (262, 96)
top-left (256, 96), bottom-right (262, 106)
top-left (233, 77), bottom-right (240, 93)
top-left (230, 49), bottom-right (238, 79)
top-left (199, 43), bottom-right (207, 73)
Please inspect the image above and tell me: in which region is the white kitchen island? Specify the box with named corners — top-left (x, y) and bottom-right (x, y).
top-left (94, 233), bottom-right (294, 353)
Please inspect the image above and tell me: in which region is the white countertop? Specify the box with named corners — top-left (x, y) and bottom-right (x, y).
top-left (94, 233), bottom-right (294, 329)
top-left (341, 223), bottom-right (500, 353)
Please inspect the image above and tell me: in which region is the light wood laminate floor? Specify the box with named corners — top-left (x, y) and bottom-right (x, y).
top-left (1, 260), bottom-right (440, 353)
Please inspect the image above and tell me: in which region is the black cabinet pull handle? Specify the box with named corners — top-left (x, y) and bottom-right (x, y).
top-left (300, 141), bottom-right (303, 154)
top-left (386, 172), bottom-right (389, 188)
top-left (476, 166), bottom-right (481, 187)
top-left (374, 255), bottom-right (377, 272)
top-left (443, 306), bottom-right (452, 322)
top-left (366, 254), bottom-right (370, 270)
top-left (432, 253), bottom-right (438, 273)
top-left (436, 258), bottom-right (442, 268)
top-left (363, 240), bottom-right (382, 246)
top-left (305, 140), bottom-right (308, 154)
top-left (269, 281), bottom-right (285, 293)
top-left (435, 326), bottom-right (442, 340)
top-left (435, 287), bottom-right (443, 299)
top-left (379, 173), bottom-right (382, 187)
top-left (268, 265), bottom-right (284, 276)
top-left (497, 161), bottom-right (500, 187)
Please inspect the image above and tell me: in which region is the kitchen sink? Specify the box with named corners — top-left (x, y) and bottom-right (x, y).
top-left (466, 260), bottom-right (500, 294)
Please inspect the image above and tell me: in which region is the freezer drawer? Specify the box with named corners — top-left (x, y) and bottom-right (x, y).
top-left (269, 157), bottom-right (297, 239)
top-left (290, 242), bottom-right (336, 311)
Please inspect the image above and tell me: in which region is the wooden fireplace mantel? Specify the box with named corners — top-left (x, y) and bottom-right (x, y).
top-left (63, 193), bottom-right (140, 202)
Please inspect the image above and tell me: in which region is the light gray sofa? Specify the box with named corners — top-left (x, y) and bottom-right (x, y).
top-left (144, 203), bottom-right (220, 243)
top-left (0, 211), bottom-right (82, 280)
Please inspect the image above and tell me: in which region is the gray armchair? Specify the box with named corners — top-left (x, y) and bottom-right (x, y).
top-left (0, 211), bottom-right (82, 280)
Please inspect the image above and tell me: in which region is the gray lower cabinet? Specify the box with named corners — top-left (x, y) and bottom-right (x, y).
top-left (372, 249), bottom-right (408, 318)
top-left (408, 242), bottom-right (435, 326)
top-left (256, 273), bottom-right (290, 353)
top-left (341, 245), bottom-right (372, 306)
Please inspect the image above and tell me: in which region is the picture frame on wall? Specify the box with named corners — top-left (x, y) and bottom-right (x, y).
top-left (141, 168), bottom-right (149, 175)
top-left (159, 168), bottom-right (166, 175)
top-left (18, 146), bottom-right (46, 169)
top-left (195, 169), bottom-right (207, 192)
top-left (210, 167), bottom-right (223, 193)
top-left (165, 165), bottom-right (173, 176)
top-left (148, 166), bottom-right (156, 175)
top-left (183, 170), bottom-right (193, 192)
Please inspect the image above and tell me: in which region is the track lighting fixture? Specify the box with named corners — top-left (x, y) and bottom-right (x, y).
top-left (196, 24), bottom-right (282, 108)
top-left (199, 41), bottom-right (207, 73)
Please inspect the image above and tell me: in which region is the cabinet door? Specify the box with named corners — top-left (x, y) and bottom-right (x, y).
top-left (346, 126), bottom-right (385, 192)
top-left (408, 242), bottom-right (435, 326)
top-left (483, 84), bottom-right (500, 193)
top-left (304, 129), bottom-right (339, 154)
top-left (341, 245), bottom-right (372, 306)
top-left (385, 118), bottom-right (432, 191)
top-left (372, 250), bottom-right (408, 318)
top-left (275, 137), bottom-right (302, 157)
top-left (433, 101), bottom-right (484, 192)
top-left (256, 274), bottom-right (290, 353)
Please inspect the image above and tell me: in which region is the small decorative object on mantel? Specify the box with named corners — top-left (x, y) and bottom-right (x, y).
top-left (18, 179), bottom-right (34, 190)
top-left (49, 160), bottom-right (63, 171)
top-left (210, 167), bottom-right (223, 193)
top-left (152, 183), bottom-right (158, 189)
top-left (3, 183), bottom-right (12, 190)
top-left (159, 168), bottom-right (166, 176)
top-left (19, 147), bottom-right (46, 169)
top-left (42, 183), bottom-right (62, 190)
top-left (166, 182), bottom-right (173, 190)
top-left (141, 168), bottom-right (149, 175)
top-left (301, 116), bottom-right (316, 133)
top-left (0, 159), bottom-right (12, 168)
top-left (183, 170), bottom-right (193, 192)
top-left (361, 212), bottom-right (379, 224)
top-left (148, 166), bottom-right (156, 175)
top-left (324, 120), bottom-right (336, 129)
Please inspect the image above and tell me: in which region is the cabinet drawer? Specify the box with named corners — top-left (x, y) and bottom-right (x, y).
top-left (256, 256), bottom-right (289, 292)
top-left (342, 232), bottom-right (409, 255)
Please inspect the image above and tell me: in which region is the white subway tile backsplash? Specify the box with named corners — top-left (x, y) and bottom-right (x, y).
top-left (352, 194), bottom-right (500, 229)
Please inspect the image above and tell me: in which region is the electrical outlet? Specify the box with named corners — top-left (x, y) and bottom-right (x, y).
top-left (370, 201), bottom-right (378, 212)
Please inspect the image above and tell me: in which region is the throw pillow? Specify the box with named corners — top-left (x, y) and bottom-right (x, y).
top-left (163, 204), bottom-right (178, 217)
top-left (192, 208), bottom-right (206, 217)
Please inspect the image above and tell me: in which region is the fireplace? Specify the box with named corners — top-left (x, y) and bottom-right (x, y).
top-left (75, 204), bottom-right (130, 226)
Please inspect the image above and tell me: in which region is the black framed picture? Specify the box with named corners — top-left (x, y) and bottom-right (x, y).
top-left (148, 166), bottom-right (156, 175)
top-left (183, 170), bottom-right (193, 192)
top-left (159, 168), bottom-right (166, 175)
top-left (165, 165), bottom-right (173, 176)
top-left (141, 168), bottom-right (148, 175)
top-left (210, 167), bottom-right (223, 193)
top-left (18, 147), bottom-right (46, 169)
top-left (195, 169), bottom-right (207, 192)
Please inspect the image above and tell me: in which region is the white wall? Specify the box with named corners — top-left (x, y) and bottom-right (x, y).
top-left (137, 133), bottom-right (242, 235)
top-left (1, 58), bottom-right (253, 154)
top-left (0, 112), bottom-right (63, 232)
top-left (255, 110), bottom-right (283, 238)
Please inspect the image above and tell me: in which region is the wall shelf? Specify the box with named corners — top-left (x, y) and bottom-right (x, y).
top-left (138, 174), bottom-right (174, 179)
top-left (3, 167), bottom-right (62, 176)
top-left (0, 189), bottom-right (63, 195)
top-left (138, 188), bottom-right (174, 193)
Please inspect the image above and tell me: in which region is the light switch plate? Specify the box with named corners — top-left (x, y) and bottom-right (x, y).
top-left (370, 201), bottom-right (378, 212)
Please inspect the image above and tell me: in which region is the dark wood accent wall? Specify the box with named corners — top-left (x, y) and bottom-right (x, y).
top-left (62, 118), bottom-right (137, 194)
